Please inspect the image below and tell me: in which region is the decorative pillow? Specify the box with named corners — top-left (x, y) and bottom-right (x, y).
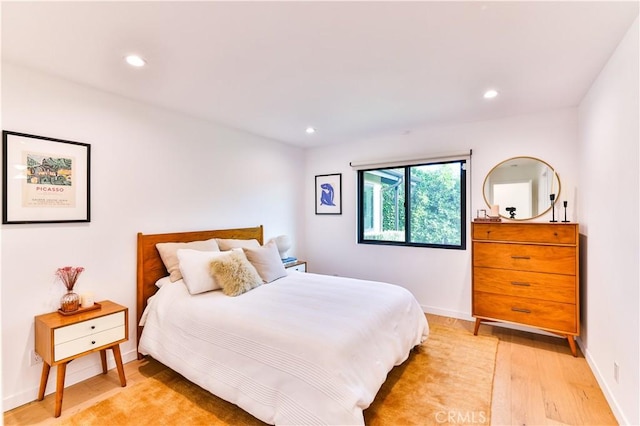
top-left (177, 249), bottom-right (237, 295)
top-left (243, 240), bottom-right (287, 283)
top-left (155, 276), bottom-right (173, 289)
top-left (210, 251), bottom-right (263, 297)
top-left (216, 238), bottom-right (260, 251)
top-left (156, 239), bottom-right (220, 282)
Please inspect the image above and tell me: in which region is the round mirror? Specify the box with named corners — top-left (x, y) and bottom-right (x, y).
top-left (483, 156), bottom-right (560, 221)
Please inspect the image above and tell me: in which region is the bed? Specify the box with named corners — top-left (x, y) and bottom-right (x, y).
top-left (136, 226), bottom-right (429, 425)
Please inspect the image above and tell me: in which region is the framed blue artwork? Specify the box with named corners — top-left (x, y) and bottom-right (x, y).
top-left (315, 173), bottom-right (342, 215)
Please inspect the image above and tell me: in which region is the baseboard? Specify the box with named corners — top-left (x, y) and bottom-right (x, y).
top-left (3, 347), bottom-right (139, 412)
top-left (581, 345), bottom-right (628, 425)
top-left (421, 304), bottom-right (475, 321)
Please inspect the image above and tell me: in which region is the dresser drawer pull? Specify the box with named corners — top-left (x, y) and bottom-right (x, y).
top-left (511, 281), bottom-right (531, 287)
top-left (91, 340), bottom-right (96, 345)
top-left (511, 255), bottom-right (531, 260)
top-left (91, 325), bottom-right (96, 330)
top-left (511, 307), bottom-right (532, 314)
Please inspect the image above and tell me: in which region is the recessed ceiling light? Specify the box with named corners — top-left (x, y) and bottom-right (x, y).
top-left (305, 127), bottom-right (316, 134)
top-left (125, 54), bottom-right (146, 67)
top-left (483, 89), bottom-right (499, 99)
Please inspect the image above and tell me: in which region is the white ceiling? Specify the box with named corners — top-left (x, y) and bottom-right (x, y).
top-left (2, 1), bottom-right (638, 147)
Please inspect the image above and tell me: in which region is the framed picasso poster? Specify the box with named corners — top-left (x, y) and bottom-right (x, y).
top-left (315, 173), bottom-right (342, 215)
top-left (2, 131), bottom-right (91, 224)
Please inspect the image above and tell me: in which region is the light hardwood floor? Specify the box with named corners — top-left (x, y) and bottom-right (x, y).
top-left (4, 314), bottom-right (617, 425)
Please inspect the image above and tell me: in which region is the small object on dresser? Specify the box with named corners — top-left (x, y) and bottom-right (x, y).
top-left (281, 256), bottom-right (298, 265)
top-left (473, 216), bottom-right (501, 222)
top-left (60, 291), bottom-right (80, 313)
top-left (58, 301), bottom-right (101, 316)
top-left (562, 201), bottom-right (570, 222)
top-left (273, 235), bottom-right (292, 259)
top-left (56, 266), bottom-right (84, 313)
top-left (550, 193), bottom-right (557, 223)
top-left (81, 292), bottom-right (95, 308)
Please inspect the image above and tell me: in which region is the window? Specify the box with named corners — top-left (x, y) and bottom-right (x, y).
top-left (357, 159), bottom-right (466, 249)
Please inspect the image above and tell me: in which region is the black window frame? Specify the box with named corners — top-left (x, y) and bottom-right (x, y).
top-left (357, 159), bottom-right (467, 250)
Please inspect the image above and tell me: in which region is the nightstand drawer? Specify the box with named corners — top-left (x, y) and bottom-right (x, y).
top-left (286, 262), bottom-right (306, 272)
top-left (54, 312), bottom-right (125, 344)
top-left (55, 325), bottom-right (126, 361)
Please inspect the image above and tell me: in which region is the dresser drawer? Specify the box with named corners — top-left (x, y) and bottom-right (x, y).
top-left (473, 267), bottom-right (576, 303)
top-left (54, 312), bottom-right (125, 344)
top-left (473, 223), bottom-right (576, 244)
top-left (473, 242), bottom-right (576, 274)
top-left (473, 292), bottom-right (577, 334)
top-left (54, 325), bottom-right (126, 362)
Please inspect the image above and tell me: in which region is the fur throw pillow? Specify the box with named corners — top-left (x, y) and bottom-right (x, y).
top-left (210, 251), bottom-right (263, 296)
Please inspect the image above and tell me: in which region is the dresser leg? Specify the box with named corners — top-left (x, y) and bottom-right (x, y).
top-left (54, 362), bottom-right (68, 417)
top-left (100, 349), bottom-right (108, 374)
top-left (473, 318), bottom-right (482, 335)
top-left (37, 362), bottom-right (51, 401)
top-left (567, 335), bottom-right (577, 357)
top-left (111, 345), bottom-right (127, 387)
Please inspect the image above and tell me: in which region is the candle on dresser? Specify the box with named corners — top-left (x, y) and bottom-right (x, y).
top-left (81, 292), bottom-right (94, 308)
top-left (490, 204), bottom-right (499, 217)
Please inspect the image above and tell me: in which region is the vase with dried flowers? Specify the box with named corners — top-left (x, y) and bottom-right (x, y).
top-left (56, 266), bottom-right (84, 312)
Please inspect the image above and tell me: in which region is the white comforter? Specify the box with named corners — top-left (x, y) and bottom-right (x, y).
top-left (139, 271), bottom-right (428, 425)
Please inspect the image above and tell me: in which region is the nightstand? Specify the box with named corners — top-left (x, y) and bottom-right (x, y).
top-left (285, 260), bottom-right (307, 273)
top-left (34, 300), bottom-right (128, 417)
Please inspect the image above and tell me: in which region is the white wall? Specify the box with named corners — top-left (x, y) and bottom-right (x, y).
top-left (0, 63), bottom-right (305, 410)
top-left (578, 17), bottom-right (639, 425)
top-left (304, 108), bottom-right (580, 318)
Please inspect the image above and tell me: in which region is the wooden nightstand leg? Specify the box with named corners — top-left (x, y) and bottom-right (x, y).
top-left (111, 345), bottom-right (127, 387)
top-left (54, 362), bottom-right (68, 418)
top-left (567, 335), bottom-right (578, 357)
top-left (100, 349), bottom-right (108, 374)
top-left (37, 362), bottom-right (51, 401)
top-left (473, 318), bottom-right (482, 335)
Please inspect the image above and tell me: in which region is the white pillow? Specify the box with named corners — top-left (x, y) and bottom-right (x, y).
top-left (177, 249), bottom-right (237, 295)
top-left (155, 276), bottom-right (172, 288)
top-left (156, 239), bottom-right (220, 282)
top-left (216, 238), bottom-right (261, 251)
top-left (243, 240), bottom-right (287, 283)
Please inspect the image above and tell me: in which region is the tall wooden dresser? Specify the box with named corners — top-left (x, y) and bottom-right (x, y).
top-left (472, 222), bottom-right (580, 356)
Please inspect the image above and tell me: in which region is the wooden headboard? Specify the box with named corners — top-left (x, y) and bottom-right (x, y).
top-left (136, 225), bottom-right (264, 356)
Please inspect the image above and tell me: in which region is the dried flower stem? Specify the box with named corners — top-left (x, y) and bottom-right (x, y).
top-left (56, 266), bottom-right (85, 291)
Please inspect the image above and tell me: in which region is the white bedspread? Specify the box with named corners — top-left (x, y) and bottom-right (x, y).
top-left (139, 271), bottom-right (429, 425)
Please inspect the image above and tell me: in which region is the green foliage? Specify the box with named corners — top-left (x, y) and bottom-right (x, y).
top-left (409, 164), bottom-right (461, 245)
top-left (377, 163), bottom-right (461, 245)
top-left (381, 172), bottom-right (405, 233)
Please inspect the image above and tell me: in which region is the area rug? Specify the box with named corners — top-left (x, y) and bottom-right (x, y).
top-left (62, 325), bottom-right (498, 426)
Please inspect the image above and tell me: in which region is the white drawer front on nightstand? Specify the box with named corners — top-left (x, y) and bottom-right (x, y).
top-left (287, 263), bottom-right (306, 272)
top-left (54, 325), bottom-right (126, 361)
top-left (54, 311), bottom-right (125, 344)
